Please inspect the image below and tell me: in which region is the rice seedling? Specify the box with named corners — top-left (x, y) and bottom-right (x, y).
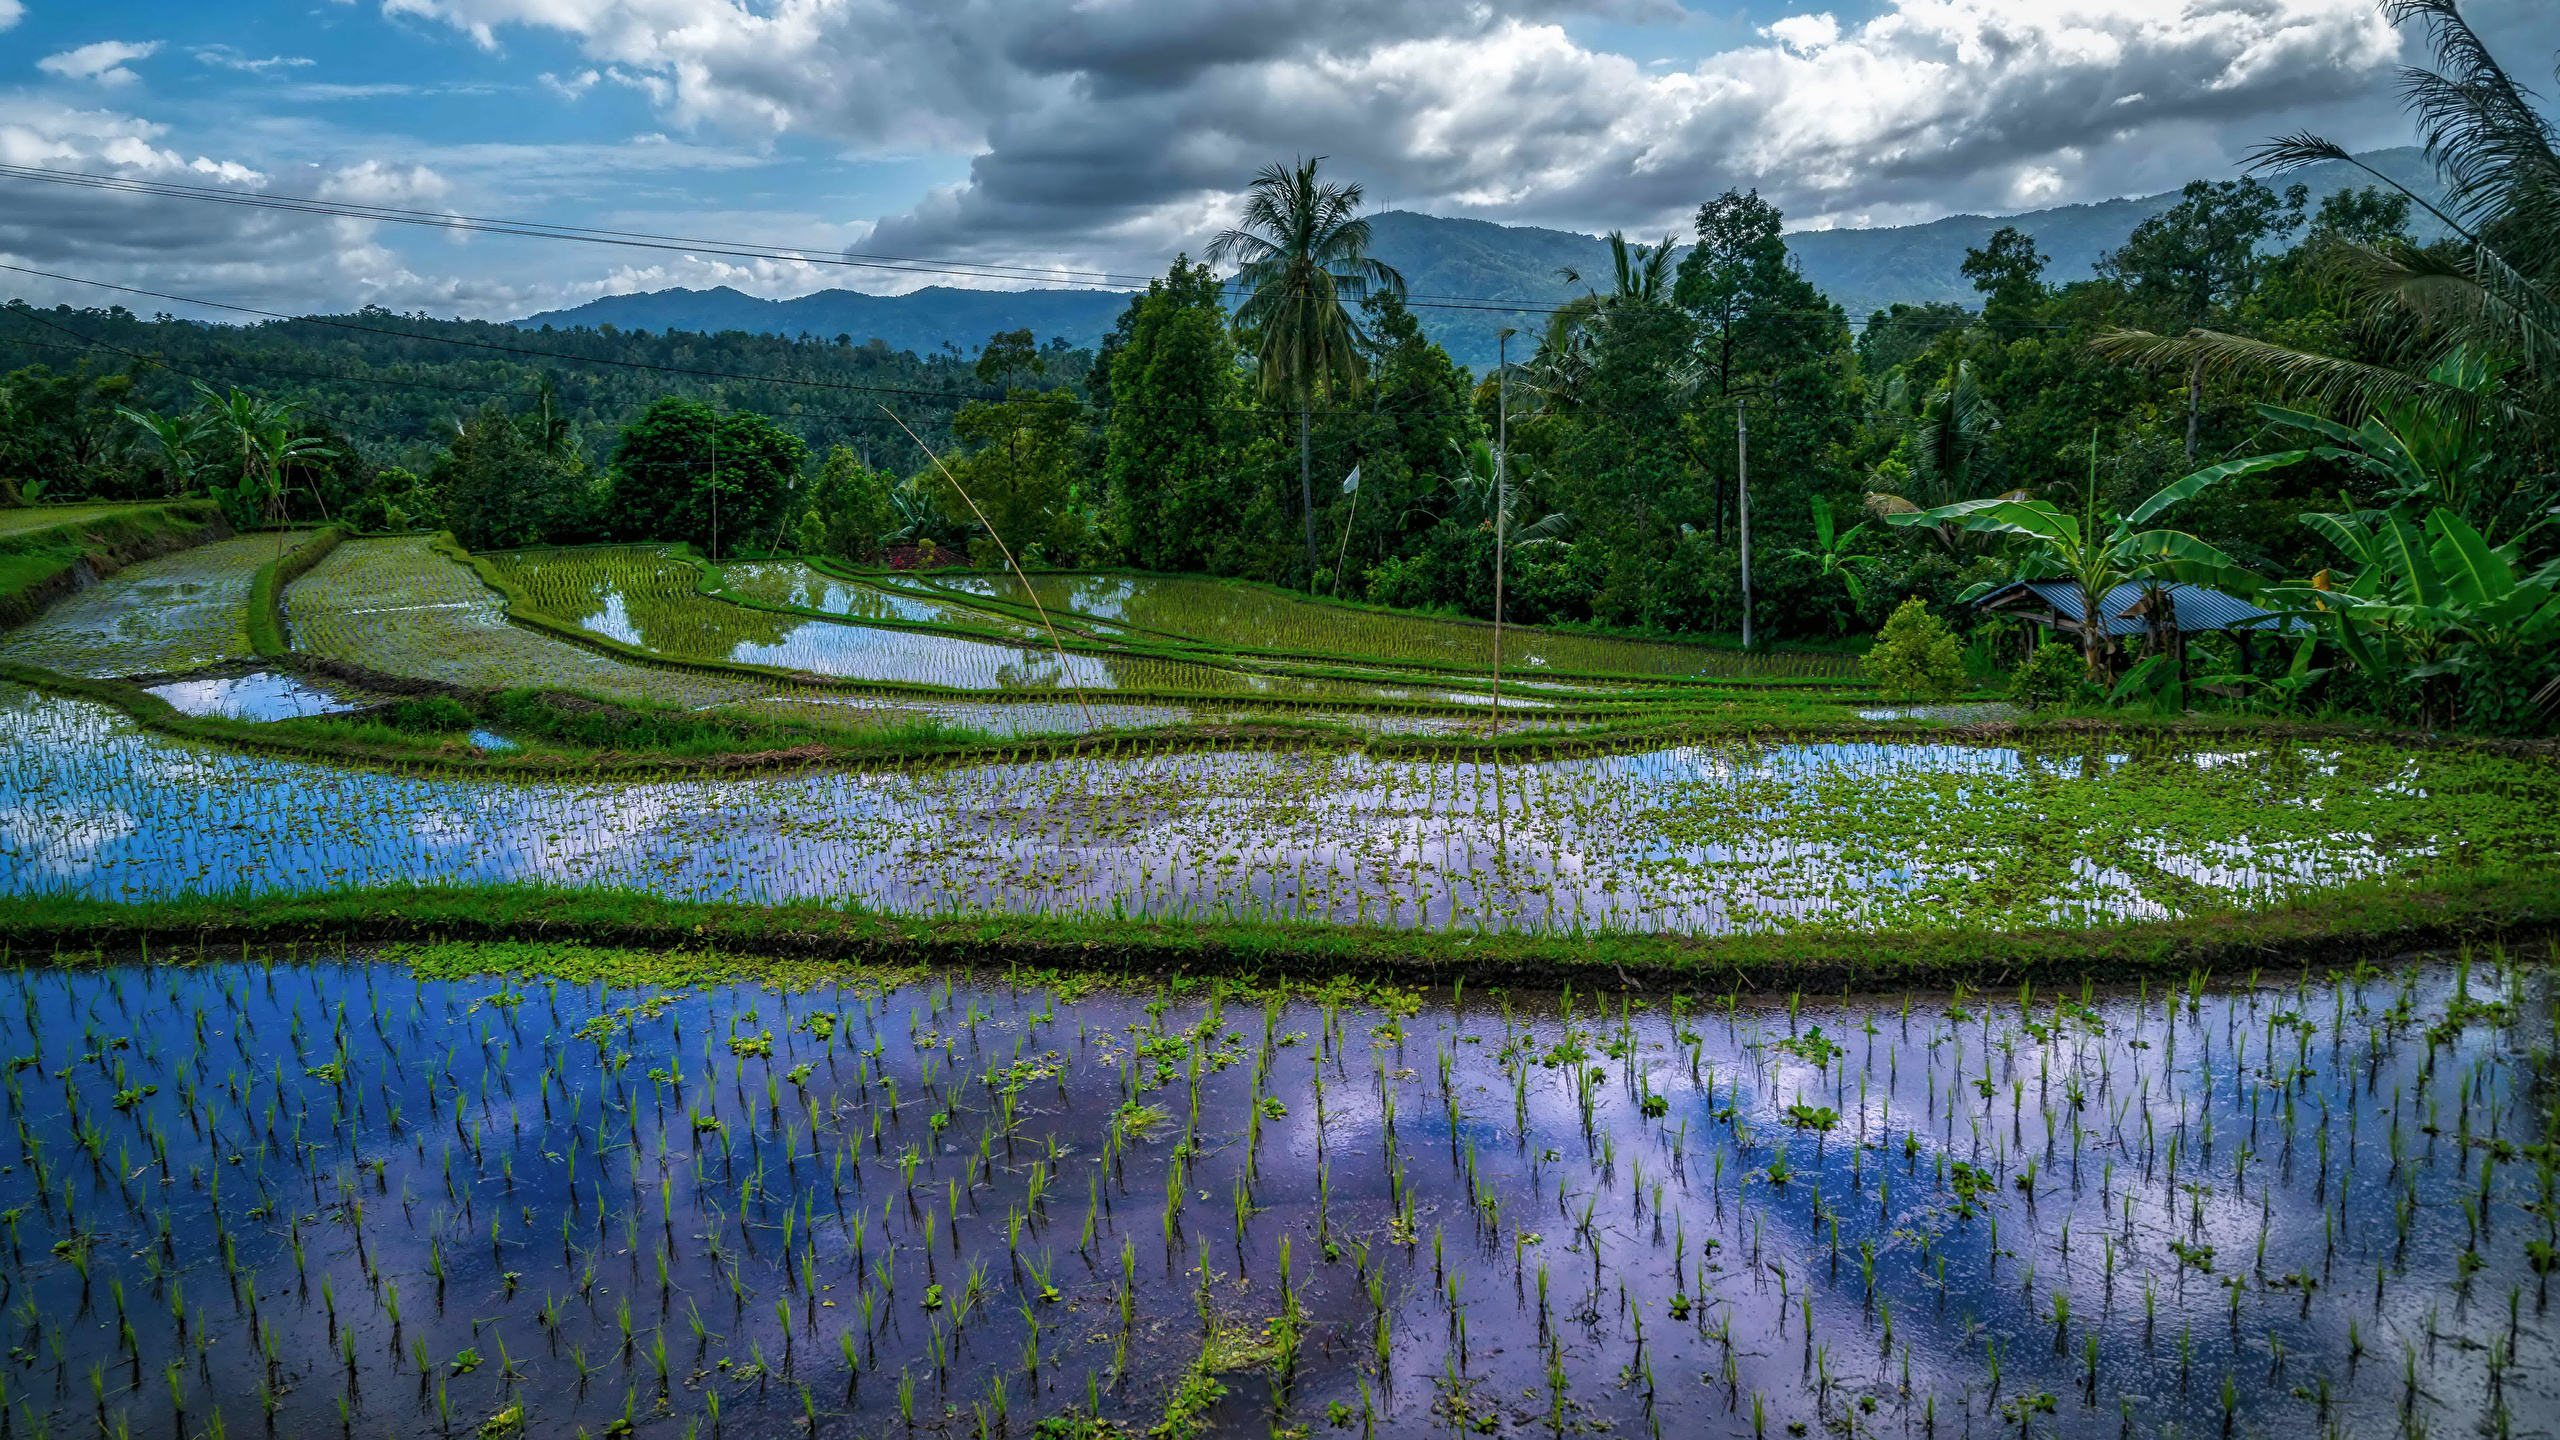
top-left (9, 676), bottom-right (2546, 939)
top-left (0, 609), bottom-right (2545, 1440)
top-left (0, 529), bottom-right (320, 681)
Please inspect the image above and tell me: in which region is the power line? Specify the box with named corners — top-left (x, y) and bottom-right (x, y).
top-left (1, 263), bottom-right (1490, 420)
top-left (0, 160), bottom-right (2075, 331)
top-left (0, 162), bottom-right (1572, 317)
top-left (1, 299), bottom-right (965, 441)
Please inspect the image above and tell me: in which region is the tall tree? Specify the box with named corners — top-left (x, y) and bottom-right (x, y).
top-left (789, 445), bottom-right (895, 560)
top-left (1961, 226), bottom-right (2048, 335)
top-left (2098, 179), bottom-right (2308, 326)
top-left (1675, 190), bottom-right (1834, 539)
top-left (1101, 258), bottom-right (1239, 570)
top-left (1207, 157), bottom-right (1406, 579)
top-left (438, 402), bottom-right (594, 550)
top-left (1676, 191), bottom-right (1832, 400)
top-left (937, 388), bottom-right (1096, 565)
top-left (2099, 177), bottom-right (2308, 458)
top-left (606, 397), bottom-right (805, 555)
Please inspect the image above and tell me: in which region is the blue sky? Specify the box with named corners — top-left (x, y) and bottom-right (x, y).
top-left (3, 0), bottom-right (2552, 321)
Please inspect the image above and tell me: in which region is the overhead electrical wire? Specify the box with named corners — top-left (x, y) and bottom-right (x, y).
top-left (0, 263), bottom-right (1455, 425)
top-left (0, 160), bottom-right (2073, 331)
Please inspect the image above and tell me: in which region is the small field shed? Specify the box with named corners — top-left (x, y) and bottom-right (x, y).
top-left (1970, 579), bottom-right (2309, 670)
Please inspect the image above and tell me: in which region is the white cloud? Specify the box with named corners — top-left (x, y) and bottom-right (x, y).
top-left (319, 158), bottom-right (452, 204)
top-left (0, 1), bottom-right (22, 34)
top-left (0, 98), bottom-right (479, 315)
top-left (0, 0), bottom-right (2451, 323)
top-left (37, 40), bottom-right (165, 88)
top-left (193, 48), bottom-right (318, 73)
top-left (1763, 13), bottom-right (1841, 54)
top-left (365, 0), bottom-right (2404, 265)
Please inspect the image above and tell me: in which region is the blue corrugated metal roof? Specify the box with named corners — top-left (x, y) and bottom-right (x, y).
top-left (1981, 580), bottom-right (2308, 635)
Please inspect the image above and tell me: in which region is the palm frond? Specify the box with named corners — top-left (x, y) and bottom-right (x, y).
top-left (2383, 0), bottom-right (2560, 274)
top-left (2342, 243), bottom-right (2560, 399)
top-left (2090, 327), bottom-right (2452, 425)
top-left (1514, 512), bottom-right (1572, 544)
top-left (2247, 130), bottom-right (2478, 241)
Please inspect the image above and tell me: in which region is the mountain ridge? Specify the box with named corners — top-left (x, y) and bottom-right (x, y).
top-left (515, 148), bottom-right (2437, 371)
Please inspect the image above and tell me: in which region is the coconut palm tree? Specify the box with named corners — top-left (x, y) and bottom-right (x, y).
top-left (1207, 157), bottom-right (1406, 579)
top-left (1534, 231), bottom-right (1681, 400)
top-left (2093, 0), bottom-right (2560, 474)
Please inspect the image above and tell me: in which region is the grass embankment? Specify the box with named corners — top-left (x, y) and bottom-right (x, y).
top-left (245, 524), bottom-right (345, 655)
top-left (472, 540), bottom-right (1795, 716)
top-left (6, 637), bottom-right (2544, 777)
top-left (0, 500), bottom-right (226, 627)
top-left (805, 556), bottom-right (1860, 689)
top-left (9, 865), bottom-right (2555, 991)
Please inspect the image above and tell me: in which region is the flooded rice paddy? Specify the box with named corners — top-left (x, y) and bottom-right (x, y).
top-left (486, 549), bottom-right (1606, 709)
top-left (142, 671), bottom-right (366, 722)
top-left (713, 563), bottom-right (1050, 642)
top-left (6, 681), bottom-right (2553, 932)
top-left (0, 532), bottom-right (313, 680)
top-left (287, 541), bottom-right (1472, 739)
top-left (0, 943), bottom-right (2544, 1439)
top-left (885, 571), bottom-right (1864, 682)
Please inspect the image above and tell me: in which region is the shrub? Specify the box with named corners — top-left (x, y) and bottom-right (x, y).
top-left (2008, 640), bottom-right (2089, 709)
top-left (1861, 597), bottom-right (1965, 701)
top-left (381, 696), bottom-right (480, 733)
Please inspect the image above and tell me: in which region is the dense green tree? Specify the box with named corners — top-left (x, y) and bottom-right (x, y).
top-left (1676, 192), bottom-right (1834, 396)
top-left (1856, 302), bottom-right (1970, 374)
top-left (788, 444), bottom-right (896, 560)
top-left (1675, 191), bottom-right (1837, 541)
top-left (1100, 259), bottom-right (1240, 570)
top-left (975, 329), bottom-right (1045, 389)
top-left (2098, 179), bottom-right (2308, 327)
top-left (1961, 226), bottom-right (2048, 335)
top-left (606, 397), bottom-right (805, 555)
top-left (437, 402), bottom-right (596, 550)
top-left (936, 388), bottom-right (1098, 566)
top-left (0, 362), bottom-right (137, 501)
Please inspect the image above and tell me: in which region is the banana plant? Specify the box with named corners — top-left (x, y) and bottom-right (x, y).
top-left (1887, 450), bottom-right (2307, 683)
top-left (252, 417), bottom-right (337, 529)
top-left (1782, 496), bottom-right (1868, 607)
top-left (2260, 503), bottom-right (2560, 725)
top-left (115, 405), bottom-right (211, 496)
top-left (2250, 346), bottom-right (2512, 529)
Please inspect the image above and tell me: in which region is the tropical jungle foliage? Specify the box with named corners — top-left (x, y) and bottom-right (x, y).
top-left (1, 2), bottom-right (2552, 732)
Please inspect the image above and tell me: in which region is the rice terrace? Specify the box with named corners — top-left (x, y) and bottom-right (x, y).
top-left (5, 3), bottom-right (2560, 1439)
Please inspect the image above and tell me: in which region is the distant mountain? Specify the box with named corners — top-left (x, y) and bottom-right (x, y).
top-left (515, 148), bottom-right (2439, 372)
top-left (1782, 147), bottom-right (2443, 322)
top-left (516, 284), bottom-right (1131, 360)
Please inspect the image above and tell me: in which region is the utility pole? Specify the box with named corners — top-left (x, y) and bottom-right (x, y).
top-left (1492, 327), bottom-right (1515, 734)
top-left (1736, 397), bottom-right (1752, 650)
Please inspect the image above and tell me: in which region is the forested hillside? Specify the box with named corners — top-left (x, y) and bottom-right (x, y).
top-left (0, 304), bottom-right (1089, 477)
top-left (2, 135), bottom-right (2549, 733)
top-left (515, 149), bottom-right (2437, 370)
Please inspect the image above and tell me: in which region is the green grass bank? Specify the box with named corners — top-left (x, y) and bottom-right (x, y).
top-left (7, 866), bottom-right (2554, 992)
